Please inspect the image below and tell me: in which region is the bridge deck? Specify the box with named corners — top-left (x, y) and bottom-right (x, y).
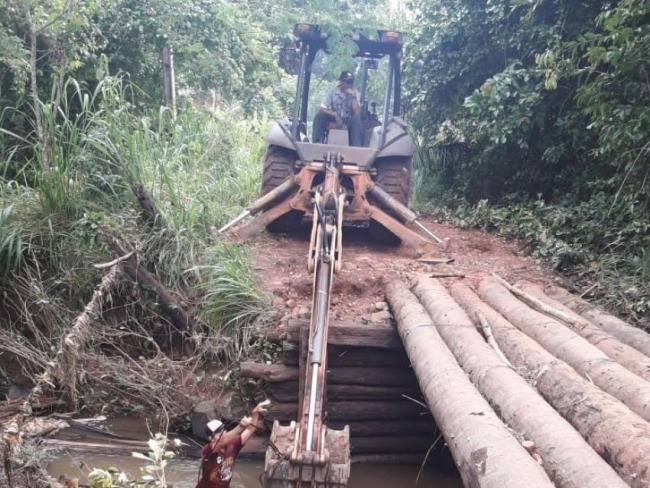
top-left (387, 275), bottom-right (650, 488)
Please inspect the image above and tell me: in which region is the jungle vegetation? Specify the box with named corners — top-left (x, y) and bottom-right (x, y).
top-left (0, 0), bottom-right (647, 421)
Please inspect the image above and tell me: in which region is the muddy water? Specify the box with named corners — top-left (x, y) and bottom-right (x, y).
top-left (46, 418), bottom-right (462, 487)
top-left (48, 454), bottom-right (462, 487)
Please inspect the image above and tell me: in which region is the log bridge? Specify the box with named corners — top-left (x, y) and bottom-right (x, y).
top-left (243, 276), bottom-right (650, 487)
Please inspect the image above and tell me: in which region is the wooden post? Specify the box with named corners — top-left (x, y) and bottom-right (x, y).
top-left (162, 46), bottom-right (176, 119)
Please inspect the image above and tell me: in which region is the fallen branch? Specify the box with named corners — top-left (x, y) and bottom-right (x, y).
top-left (491, 274), bottom-right (589, 331)
top-left (475, 311), bottom-right (513, 368)
top-left (93, 250), bottom-right (135, 269)
top-left (26, 265), bottom-right (121, 411)
top-left (416, 258), bottom-right (454, 265)
top-left (101, 230), bottom-right (193, 330)
top-left (429, 272), bottom-right (465, 278)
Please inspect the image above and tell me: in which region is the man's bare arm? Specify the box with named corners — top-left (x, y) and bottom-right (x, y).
top-left (240, 400), bottom-right (271, 446)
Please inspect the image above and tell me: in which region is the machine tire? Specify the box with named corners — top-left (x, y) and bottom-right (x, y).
top-left (373, 156), bottom-right (411, 206)
top-left (261, 145), bottom-right (303, 233)
top-left (370, 157), bottom-right (412, 244)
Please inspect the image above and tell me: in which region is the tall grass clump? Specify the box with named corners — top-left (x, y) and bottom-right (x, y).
top-left (84, 76), bottom-right (270, 287)
top-left (195, 242), bottom-right (274, 359)
top-left (1, 69), bottom-right (276, 412)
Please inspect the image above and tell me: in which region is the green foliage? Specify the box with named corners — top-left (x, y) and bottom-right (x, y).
top-left (408, 0), bottom-right (649, 324)
top-left (88, 433), bottom-right (181, 487)
top-left (0, 204), bottom-right (24, 274)
top-left (196, 242), bottom-right (273, 338)
top-left (436, 191), bottom-right (649, 323)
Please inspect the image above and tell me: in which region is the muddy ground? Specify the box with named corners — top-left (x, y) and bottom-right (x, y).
top-left (248, 217), bottom-right (562, 325)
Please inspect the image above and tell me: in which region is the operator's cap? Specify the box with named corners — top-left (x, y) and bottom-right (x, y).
top-left (206, 419), bottom-right (225, 434)
top-left (339, 71), bottom-right (354, 82)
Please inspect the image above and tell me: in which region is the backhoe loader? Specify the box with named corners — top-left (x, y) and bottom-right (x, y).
top-left (220, 23), bottom-right (447, 254)
top-left (220, 24), bottom-right (448, 488)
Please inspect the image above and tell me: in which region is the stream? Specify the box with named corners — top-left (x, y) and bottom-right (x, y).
top-left (45, 417), bottom-right (462, 487)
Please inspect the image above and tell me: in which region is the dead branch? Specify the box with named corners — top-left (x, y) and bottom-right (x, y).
top-left (491, 274), bottom-right (589, 331)
top-left (475, 311), bottom-right (513, 368)
top-left (93, 250), bottom-right (135, 269)
top-left (26, 265), bottom-right (121, 411)
top-left (131, 184), bottom-right (160, 225)
top-left (101, 230), bottom-right (193, 331)
top-left (429, 272), bottom-right (465, 278)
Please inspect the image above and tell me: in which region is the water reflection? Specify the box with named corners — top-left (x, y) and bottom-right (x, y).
top-left (48, 452), bottom-right (462, 488)
top-left (46, 418), bottom-right (461, 488)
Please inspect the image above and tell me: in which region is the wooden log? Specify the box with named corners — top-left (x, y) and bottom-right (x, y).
top-left (546, 284), bottom-right (650, 357)
top-left (101, 230), bottom-right (193, 330)
top-left (263, 319), bottom-right (401, 349)
top-left (385, 280), bottom-right (553, 488)
top-left (350, 436), bottom-right (439, 454)
top-left (328, 420), bottom-right (438, 438)
top-left (241, 362), bottom-right (297, 383)
top-left (479, 276), bottom-right (650, 422)
top-left (517, 281), bottom-right (650, 381)
top-left (282, 343), bottom-right (410, 367)
top-left (265, 400), bottom-right (429, 422)
top-left (240, 362), bottom-right (418, 387)
top-left (453, 283), bottom-right (650, 487)
top-left (271, 381), bottom-right (421, 402)
top-left (411, 277), bottom-right (626, 488)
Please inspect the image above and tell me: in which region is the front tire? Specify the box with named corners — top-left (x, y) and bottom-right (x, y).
top-left (370, 157), bottom-right (412, 244)
top-left (261, 145), bottom-right (303, 233)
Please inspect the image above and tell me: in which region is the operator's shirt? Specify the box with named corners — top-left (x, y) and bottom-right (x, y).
top-left (321, 85), bottom-right (361, 124)
top-left (196, 435), bottom-right (243, 488)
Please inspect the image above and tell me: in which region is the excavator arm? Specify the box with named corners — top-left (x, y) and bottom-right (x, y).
top-left (263, 153), bottom-right (351, 488)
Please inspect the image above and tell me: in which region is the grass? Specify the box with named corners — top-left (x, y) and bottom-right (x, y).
top-left (194, 242), bottom-right (274, 360)
top-left (0, 73), bottom-right (276, 414)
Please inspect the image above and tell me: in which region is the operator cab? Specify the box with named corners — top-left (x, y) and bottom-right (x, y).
top-left (280, 23), bottom-right (404, 150)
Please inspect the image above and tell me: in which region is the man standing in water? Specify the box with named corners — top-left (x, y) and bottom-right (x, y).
top-left (196, 399), bottom-right (271, 488)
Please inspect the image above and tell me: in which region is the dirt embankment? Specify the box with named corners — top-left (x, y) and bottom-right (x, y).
top-left (249, 217), bottom-right (558, 323)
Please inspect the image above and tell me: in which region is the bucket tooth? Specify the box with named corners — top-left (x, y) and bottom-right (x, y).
top-left (263, 421), bottom-right (350, 488)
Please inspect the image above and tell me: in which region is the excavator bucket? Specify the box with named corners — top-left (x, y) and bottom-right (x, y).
top-left (263, 422), bottom-right (350, 488)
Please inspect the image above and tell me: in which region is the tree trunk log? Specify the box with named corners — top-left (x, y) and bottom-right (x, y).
top-left (385, 280), bottom-right (553, 488)
top-left (479, 276), bottom-right (650, 421)
top-left (240, 362), bottom-right (418, 387)
top-left (101, 231), bottom-right (193, 330)
top-left (452, 283), bottom-right (650, 487)
top-left (264, 319), bottom-right (401, 349)
top-left (411, 277), bottom-right (625, 488)
top-left (282, 342), bottom-right (410, 367)
top-left (545, 285), bottom-right (650, 357)
top-left (271, 381), bottom-right (421, 402)
top-left (517, 281), bottom-right (650, 381)
top-left (265, 400), bottom-right (429, 422)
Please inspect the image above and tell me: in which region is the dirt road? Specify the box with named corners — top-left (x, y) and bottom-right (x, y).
top-left (248, 217), bottom-right (557, 324)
